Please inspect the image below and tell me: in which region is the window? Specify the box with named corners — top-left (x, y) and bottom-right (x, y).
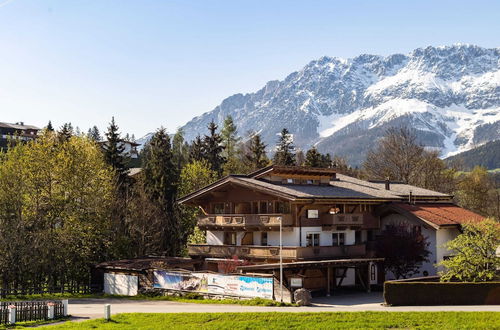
top-left (306, 233), bottom-right (320, 247)
top-left (332, 232), bottom-right (345, 246)
top-left (286, 178), bottom-right (294, 184)
top-left (355, 230), bottom-right (362, 244)
top-left (307, 209), bottom-right (319, 219)
top-left (275, 201), bottom-right (290, 214)
top-left (306, 179), bottom-right (313, 185)
top-left (261, 232), bottom-right (268, 246)
top-left (259, 201), bottom-right (268, 214)
top-left (213, 203), bottom-right (225, 214)
top-left (223, 232), bottom-right (236, 245)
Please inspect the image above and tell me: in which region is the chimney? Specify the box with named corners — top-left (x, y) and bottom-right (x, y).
top-left (385, 178), bottom-right (390, 190)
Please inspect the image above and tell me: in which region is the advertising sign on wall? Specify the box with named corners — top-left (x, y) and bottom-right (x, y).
top-left (153, 271), bottom-right (273, 299)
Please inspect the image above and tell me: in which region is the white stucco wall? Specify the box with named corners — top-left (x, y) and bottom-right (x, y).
top-left (380, 213), bottom-right (437, 278)
top-left (206, 228), bottom-right (356, 247)
top-left (206, 230), bottom-right (224, 245)
top-left (267, 228), bottom-right (301, 246)
top-left (435, 227), bottom-right (461, 271)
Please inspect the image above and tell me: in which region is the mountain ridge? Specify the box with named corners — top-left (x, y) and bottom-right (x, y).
top-left (141, 44), bottom-right (500, 166)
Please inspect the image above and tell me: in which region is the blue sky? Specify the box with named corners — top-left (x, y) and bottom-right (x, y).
top-left (0, 0), bottom-right (499, 138)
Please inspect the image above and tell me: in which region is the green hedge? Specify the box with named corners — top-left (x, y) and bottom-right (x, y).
top-left (384, 281), bottom-right (500, 306)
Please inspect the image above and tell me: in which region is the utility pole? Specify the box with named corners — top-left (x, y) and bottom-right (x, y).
top-left (279, 216), bottom-right (283, 303)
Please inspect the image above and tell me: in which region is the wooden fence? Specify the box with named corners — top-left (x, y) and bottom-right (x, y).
top-left (0, 300), bottom-right (65, 324)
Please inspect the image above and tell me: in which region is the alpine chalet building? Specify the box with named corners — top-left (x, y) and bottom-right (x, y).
top-left (178, 165), bottom-right (483, 294)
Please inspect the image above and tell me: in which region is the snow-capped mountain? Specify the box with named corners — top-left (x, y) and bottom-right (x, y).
top-left (146, 45), bottom-right (500, 165)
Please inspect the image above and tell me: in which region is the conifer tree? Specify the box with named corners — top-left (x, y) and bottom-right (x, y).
top-left (189, 135), bottom-right (205, 161)
top-left (46, 121), bottom-right (54, 131)
top-left (103, 117), bottom-right (128, 188)
top-left (57, 123), bottom-right (74, 142)
top-left (221, 116), bottom-right (240, 159)
top-left (87, 126), bottom-right (102, 142)
top-left (203, 121), bottom-right (226, 176)
top-left (273, 128), bottom-right (296, 166)
top-left (321, 153), bottom-right (333, 168)
top-left (172, 128), bottom-right (190, 171)
top-left (245, 133), bottom-right (268, 171)
top-left (142, 128), bottom-right (180, 255)
top-left (305, 147), bottom-right (322, 167)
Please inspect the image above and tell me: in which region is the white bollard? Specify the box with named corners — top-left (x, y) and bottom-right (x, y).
top-left (104, 304), bottom-right (111, 321)
top-left (8, 306), bottom-right (16, 325)
top-left (62, 299), bottom-right (69, 316)
top-left (48, 303), bottom-right (55, 320)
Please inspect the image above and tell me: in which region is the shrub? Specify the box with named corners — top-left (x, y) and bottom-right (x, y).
top-left (384, 281), bottom-right (500, 306)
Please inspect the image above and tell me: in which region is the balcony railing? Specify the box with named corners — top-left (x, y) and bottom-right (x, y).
top-left (197, 214), bottom-right (293, 228)
top-left (188, 244), bottom-right (366, 260)
top-left (321, 213), bottom-right (368, 226)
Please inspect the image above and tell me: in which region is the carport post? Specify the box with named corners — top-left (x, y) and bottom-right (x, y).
top-left (366, 263), bottom-right (371, 293)
top-left (326, 266), bottom-right (331, 297)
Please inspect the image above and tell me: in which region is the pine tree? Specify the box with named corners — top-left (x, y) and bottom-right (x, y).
top-left (203, 121), bottom-right (226, 176)
top-left (305, 147), bottom-right (322, 167)
top-left (273, 128), bottom-right (296, 166)
top-left (57, 123), bottom-right (73, 142)
top-left (46, 121), bottom-right (54, 131)
top-left (221, 116), bottom-right (240, 159)
top-left (142, 128), bottom-right (180, 255)
top-left (245, 133), bottom-right (268, 171)
top-left (172, 128), bottom-right (190, 171)
top-left (103, 117), bottom-right (128, 188)
top-left (189, 135), bottom-right (205, 161)
top-left (87, 126), bottom-right (102, 142)
top-left (321, 153), bottom-right (333, 168)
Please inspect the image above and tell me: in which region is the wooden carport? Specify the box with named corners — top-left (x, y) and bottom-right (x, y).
top-left (237, 258), bottom-right (384, 296)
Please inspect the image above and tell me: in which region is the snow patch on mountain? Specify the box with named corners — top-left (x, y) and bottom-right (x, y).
top-left (140, 44), bottom-right (500, 165)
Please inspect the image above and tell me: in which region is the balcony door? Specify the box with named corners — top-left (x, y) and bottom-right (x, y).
top-left (223, 232), bottom-right (236, 245)
top-left (306, 232), bottom-right (320, 247)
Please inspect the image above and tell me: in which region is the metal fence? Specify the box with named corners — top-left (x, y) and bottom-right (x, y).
top-left (0, 284), bottom-right (100, 298)
top-left (0, 300), bottom-right (66, 324)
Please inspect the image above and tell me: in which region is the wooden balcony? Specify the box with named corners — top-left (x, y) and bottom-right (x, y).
top-left (320, 213), bottom-right (379, 228)
top-left (197, 214), bottom-right (293, 229)
top-left (188, 244), bottom-right (366, 260)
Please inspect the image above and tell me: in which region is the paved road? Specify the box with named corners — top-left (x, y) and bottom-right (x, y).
top-left (67, 293), bottom-right (500, 321)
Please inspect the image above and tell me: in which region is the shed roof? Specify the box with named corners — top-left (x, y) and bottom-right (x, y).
top-left (237, 258), bottom-right (384, 271)
top-left (95, 257), bottom-right (202, 272)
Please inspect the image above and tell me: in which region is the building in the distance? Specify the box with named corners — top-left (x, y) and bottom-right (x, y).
top-left (178, 165), bottom-right (484, 294)
top-left (0, 122), bottom-right (40, 150)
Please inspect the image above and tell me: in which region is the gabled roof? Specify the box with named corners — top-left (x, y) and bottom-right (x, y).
top-left (177, 165), bottom-right (453, 204)
top-left (367, 181), bottom-right (451, 198)
top-left (178, 174), bottom-right (403, 204)
top-left (385, 203), bottom-right (485, 229)
top-left (0, 122), bottom-right (40, 130)
top-left (249, 165), bottom-right (337, 178)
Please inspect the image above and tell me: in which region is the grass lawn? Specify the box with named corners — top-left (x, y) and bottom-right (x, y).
top-left (0, 317), bottom-right (69, 329)
top-left (46, 312), bottom-right (500, 329)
